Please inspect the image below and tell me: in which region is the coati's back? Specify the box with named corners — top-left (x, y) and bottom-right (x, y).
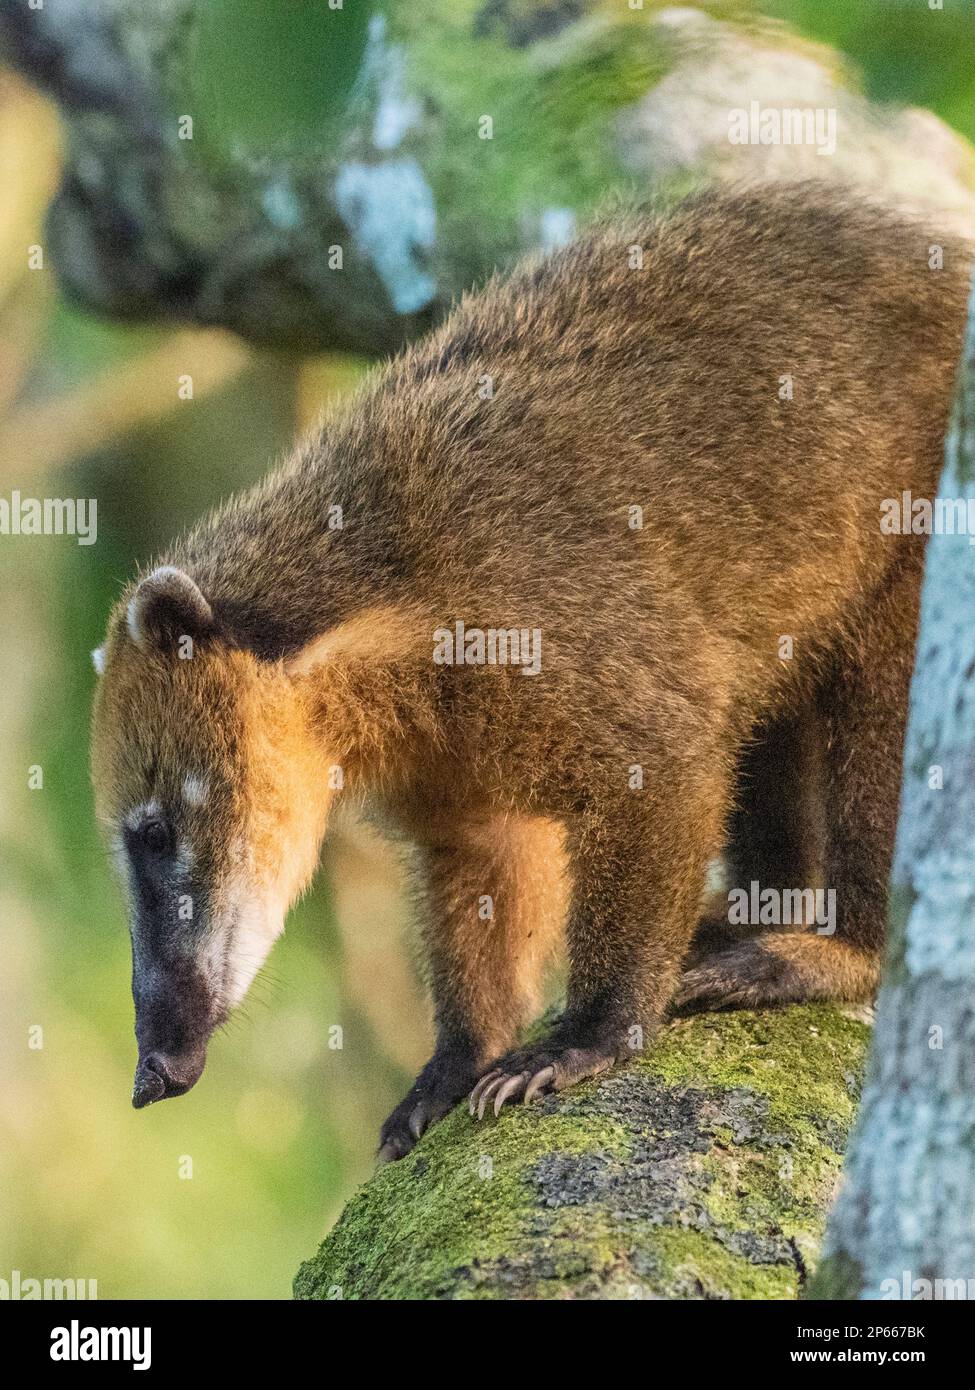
top-left (379, 182), bottom-right (969, 607)
top-left (177, 181), bottom-right (970, 681)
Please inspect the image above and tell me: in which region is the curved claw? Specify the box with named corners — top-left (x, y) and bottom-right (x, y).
top-left (523, 1065), bottom-right (556, 1104)
top-left (408, 1104), bottom-right (428, 1141)
top-left (469, 1071), bottom-right (501, 1117)
top-left (476, 1073), bottom-right (508, 1120)
top-left (493, 1072), bottom-right (529, 1116)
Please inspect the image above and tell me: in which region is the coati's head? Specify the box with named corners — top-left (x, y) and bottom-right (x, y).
top-left (91, 566), bottom-right (332, 1110)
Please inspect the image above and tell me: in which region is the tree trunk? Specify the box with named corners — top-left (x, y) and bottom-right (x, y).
top-left (2, 0), bottom-right (973, 354)
top-left (810, 280), bottom-right (975, 1301)
top-left (295, 1005), bottom-right (869, 1301)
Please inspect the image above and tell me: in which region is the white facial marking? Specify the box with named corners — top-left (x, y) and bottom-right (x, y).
top-left (175, 842), bottom-right (195, 876)
top-left (108, 829), bottom-right (129, 884)
top-left (125, 799), bottom-right (162, 832)
top-left (182, 774), bottom-right (208, 808)
top-left (220, 881), bottom-right (286, 1009)
top-left (91, 646), bottom-right (106, 675)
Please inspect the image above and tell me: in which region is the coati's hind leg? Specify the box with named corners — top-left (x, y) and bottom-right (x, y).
top-left (676, 560), bottom-right (922, 1013)
top-left (378, 816), bottom-right (566, 1160)
top-left (686, 699), bottom-right (827, 964)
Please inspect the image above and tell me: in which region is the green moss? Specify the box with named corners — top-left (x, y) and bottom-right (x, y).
top-left (295, 1005), bottom-right (870, 1300)
top-left (806, 1248), bottom-right (866, 1301)
top-left (383, 0), bottom-right (673, 292)
top-left (634, 1225), bottom-right (798, 1301)
top-left (293, 1083), bottom-right (631, 1300)
top-left (642, 1005), bottom-right (864, 1120)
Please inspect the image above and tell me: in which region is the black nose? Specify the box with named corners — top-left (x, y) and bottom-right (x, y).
top-left (132, 1049), bottom-right (205, 1109)
top-left (132, 1054), bottom-right (169, 1108)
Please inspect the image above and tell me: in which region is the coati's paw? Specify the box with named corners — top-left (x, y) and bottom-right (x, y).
top-left (377, 1053), bottom-right (478, 1161)
top-left (674, 934), bottom-right (879, 1014)
top-left (673, 942), bottom-right (780, 1013)
top-left (673, 936), bottom-right (807, 1012)
top-left (469, 1039), bottom-right (616, 1120)
top-left (378, 1092), bottom-right (459, 1163)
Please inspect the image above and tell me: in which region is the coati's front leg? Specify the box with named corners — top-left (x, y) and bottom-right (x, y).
top-left (378, 816), bottom-right (567, 1160)
top-left (471, 779), bottom-right (728, 1118)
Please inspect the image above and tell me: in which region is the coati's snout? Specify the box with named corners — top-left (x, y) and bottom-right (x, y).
top-left (91, 566), bottom-right (334, 1109)
top-left (129, 912), bottom-right (216, 1109)
top-left (132, 1050), bottom-right (206, 1109)
top-left (131, 973), bottom-right (208, 1112)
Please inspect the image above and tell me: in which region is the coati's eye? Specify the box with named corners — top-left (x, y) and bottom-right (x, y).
top-left (139, 817), bottom-right (172, 856)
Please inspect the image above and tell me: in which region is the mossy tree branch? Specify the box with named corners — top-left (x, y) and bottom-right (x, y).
top-left (296, 1006), bottom-right (870, 1301)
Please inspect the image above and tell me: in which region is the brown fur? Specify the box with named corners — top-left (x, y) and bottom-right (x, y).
top-left (91, 183), bottom-right (972, 1154)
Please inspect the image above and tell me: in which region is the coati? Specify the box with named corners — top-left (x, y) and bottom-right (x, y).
top-left (90, 183), bottom-right (971, 1161)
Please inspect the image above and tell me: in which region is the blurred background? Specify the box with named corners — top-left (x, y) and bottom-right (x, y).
top-left (1, 0), bottom-right (973, 1299)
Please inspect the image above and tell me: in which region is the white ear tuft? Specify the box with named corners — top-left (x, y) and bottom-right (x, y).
top-left (91, 646), bottom-right (106, 676)
top-left (127, 565), bottom-right (213, 650)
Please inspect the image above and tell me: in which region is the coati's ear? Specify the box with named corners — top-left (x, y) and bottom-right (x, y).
top-left (127, 566), bottom-right (213, 651)
top-left (91, 646), bottom-right (106, 676)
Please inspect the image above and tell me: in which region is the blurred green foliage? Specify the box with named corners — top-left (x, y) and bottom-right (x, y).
top-left (186, 0), bottom-right (380, 159)
top-left (765, 0), bottom-right (975, 141)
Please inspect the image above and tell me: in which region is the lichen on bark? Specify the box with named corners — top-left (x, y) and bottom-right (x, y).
top-left (295, 1004), bottom-right (869, 1300)
top-left (811, 285), bottom-right (975, 1300)
top-left (3, 0), bottom-right (973, 354)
